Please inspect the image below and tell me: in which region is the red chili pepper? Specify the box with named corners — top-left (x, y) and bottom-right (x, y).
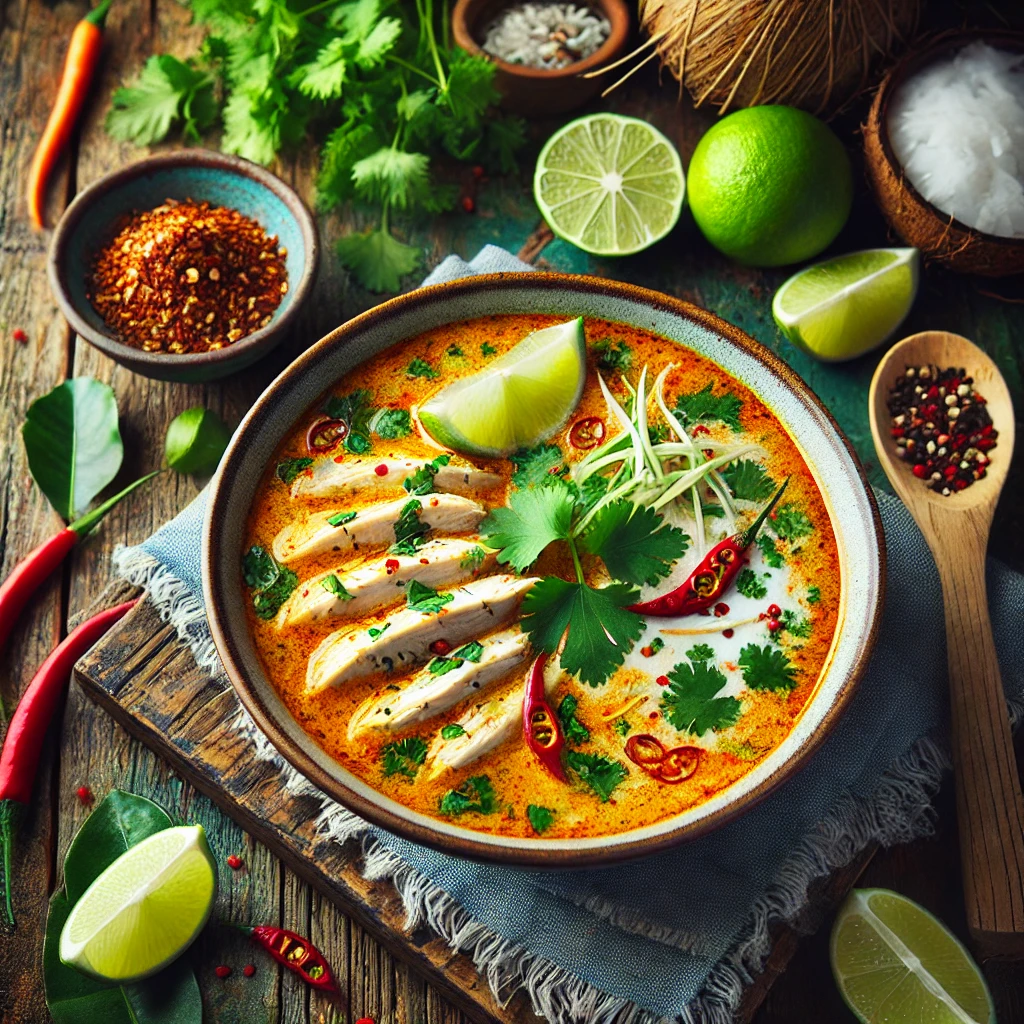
top-left (568, 416), bottom-right (606, 450)
top-left (306, 416), bottom-right (348, 454)
top-left (242, 924), bottom-right (338, 993)
top-left (522, 653), bottom-right (565, 780)
top-left (656, 747), bottom-right (701, 784)
top-left (0, 598), bottom-right (138, 925)
top-left (624, 734), bottom-right (666, 768)
top-left (629, 479), bottom-right (789, 618)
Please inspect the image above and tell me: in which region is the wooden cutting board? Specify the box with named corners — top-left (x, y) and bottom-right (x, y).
top-left (74, 585), bottom-right (874, 1024)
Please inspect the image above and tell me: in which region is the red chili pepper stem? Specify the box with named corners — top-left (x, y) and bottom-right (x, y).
top-left (738, 477), bottom-right (789, 549)
top-left (522, 653), bottom-right (566, 781)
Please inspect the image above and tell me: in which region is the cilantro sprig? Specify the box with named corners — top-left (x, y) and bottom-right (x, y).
top-left (661, 645), bottom-right (741, 736)
top-left (242, 546), bottom-right (298, 620)
top-left (381, 737), bottom-right (427, 779)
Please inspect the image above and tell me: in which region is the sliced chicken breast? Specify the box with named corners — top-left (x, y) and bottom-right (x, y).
top-left (277, 538), bottom-right (496, 627)
top-left (271, 493), bottom-right (486, 565)
top-left (305, 575), bottom-right (538, 694)
top-left (347, 630), bottom-right (531, 739)
top-left (290, 457), bottom-right (502, 500)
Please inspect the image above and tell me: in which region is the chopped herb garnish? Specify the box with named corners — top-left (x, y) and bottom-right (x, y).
top-left (327, 510), bottom-right (358, 527)
top-left (642, 636), bottom-right (665, 656)
top-left (722, 459), bottom-right (776, 502)
top-left (557, 694), bottom-right (590, 745)
top-left (390, 498), bottom-right (428, 555)
top-left (439, 775), bottom-right (497, 816)
top-left (344, 431), bottom-right (373, 455)
top-left (441, 723), bottom-right (467, 740)
top-left (428, 640), bottom-right (484, 675)
top-left (613, 718), bottom-right (632, 737)
top-left (371, 408), bottom-right (412, 440)
top-left (509, 443), bottom-right (568, 489)
top-left (321, 574), bottom-right (354, 600)
top-left (739, 643), bottom-right (798, 693)
top-left (591, 337), bottom-right (632, 373)
top-left (736, 568), bottom-right (767, 601)
top-left (404, 454), bottom-right (451, 495)
top-left (405, 580), bottom-right (454, 614)
top-left (446, 344), bottom-right (463, 357)
top-left (242, 546), bottom-right (280, 590)
top-left (772, 504), bottom-right (813, 541)
top-left (381, 737), bottom-right (427, 778)
top-left (686, 643), bottom-right (715, 661)
top-left (481, 342), bottom-right (497, 356)
top-left (368, 622), bottom-right (391, 641)
top-left (276, 457), bottom-right (313, 485)
top-left (778, 609), bottom-right (813, 639)
top-left (662, 646), bottom-right (741, 736)
top-left (459, 545), bottom-right (487, 571)
top-left (407, 357), bottom-right (438, 379)
top-left (323, 389), bottom-right (373, 431)
top-left (527, 805), bottom-right (556, 834)
top-left (564, 751), bottom-right (627, 802)
top-left (576, 472), bottom-right (609, 512)
top-left (674, 382), bottom-right (743, 431)
top-left (242, 546), bottom-right (298, 620)
top-left (807, 585), bottom-right (821, 605)
top-left (757, 534), bottom-right (785, 568)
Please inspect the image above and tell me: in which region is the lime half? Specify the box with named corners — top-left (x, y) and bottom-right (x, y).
top-left (60, 825), bottom-right (217, 983)
top-left (419, 318), bottom-right (586, 457)
top-left (773, 248), bottom-right (919, 361)
top-left (534, 114), bottom-right (685, 256)
top-left (831, 889), bottom-right (994, 1024)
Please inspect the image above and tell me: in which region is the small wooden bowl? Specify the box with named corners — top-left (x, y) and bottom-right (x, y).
top-left (864, 30), bottom-right (1024, 278)
top-left (452, 0), bottom-right (630, 117)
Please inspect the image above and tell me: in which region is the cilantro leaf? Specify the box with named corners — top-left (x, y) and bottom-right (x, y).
top-left (337, 228), bottom-right (421, 293)
top-left (613, 718), bottom-right (632, 737)
top-left (521, 579), bottom-right (643, 687)
top-left (807, 585), bottom-right (821, 605)
top-left (294, 37), bottom-right (348, 99)
top-left (579, 500), bottom-right (689, 587)
top-left (575, 473), bottom-right (609, 512)
top-left (328, 510), bottom-right (358, 527)
top-left (317, 122), bottom-right (380, 208)
top-left (459, 546), bottom-right (487, 572)
top-left (509, 444), bottom-right (567, 489)
top-left (368, 622), bottom-right (391, 641)
top-left (221, 86), bottom-right (284, 165)
top-left (527, 805), bottom-right (556, 834)
top-left (481, 342), bottom-right (497, 356)
top-left (390, 499), bottom-right (428, 556)
top-left (772, 504), bottom-right (814, 541)
top-left (757, 534), bottom-right (785, 568)
top-left (446, 345), bottom-right (463, 357)
top-left (722, 460), bottom-right (776, 502)
top-left (242, 546), bottom-right (297, 620)
top-left (381, 737), bottom-right (427, 778)
top-left (321, 574), bottom-right (354, 600)
top-left (662, 648), bottom-right (740, 736)
top-left (371, 408), bottom-right (412, 439)
top-left (355, 16), bottom-right (402, 68)
top-left (406, 357), bottom-right (439, 379)
top-left (479, 486), bottom-right (574, 572)
top-left (739, 644), bottom-right (798, 693)
top-left (429, 640), bottom-right (484, 676)
top-left (564, 751), bottom-right (628, 802)
top-left (276, 457), bottom-right (312, 485)
top-left (557, 694), bottom-right (590, 745)
top-left (405, 580), bottom-right (454, 614)
top-left (242, 546), bottom-right (279, 590)
top-left (323, 389), bottom-right (373, 432)
top-left (736, 568), bottom-right (767, 600)
top-left (590, 338), bottom-right (632, 373)
top-left (439, 775), bottom-right (496, 816)
top-left (674, 382), bottom-right (743, 431)
top-left (404, 455), bottom-right (450, 495)
top-left (441, 723), bottom-right (466, 740)
top-left (779, 609), bottom-right (813, 639)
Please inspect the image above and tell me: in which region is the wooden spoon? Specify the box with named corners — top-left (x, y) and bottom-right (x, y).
top-left (869, 330), bottom-right (1024, 960)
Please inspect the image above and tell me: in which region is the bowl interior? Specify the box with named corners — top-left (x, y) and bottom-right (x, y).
top-left (204, 274), bottom-right (884, 866)
top-left (58, 162), bottom-right (311, 344)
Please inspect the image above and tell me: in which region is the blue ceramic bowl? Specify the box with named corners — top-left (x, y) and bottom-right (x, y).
top-left (48, 150), bottom-right (318, 383)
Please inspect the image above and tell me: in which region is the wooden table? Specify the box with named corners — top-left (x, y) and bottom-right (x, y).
top-left (2, 0), bottom-right (1023, 1020)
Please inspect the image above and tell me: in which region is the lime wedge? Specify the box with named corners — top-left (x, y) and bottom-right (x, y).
top-left (60, 825), bottom-right (217, 982)
top-left (419, 317), bottom-right (586, 457)
top-left (534, 114), bottom-right (685, 256)
top-left (772, 248), bottom-right (919, 361)
top-left (831, 889), bottom-right (995, 1024)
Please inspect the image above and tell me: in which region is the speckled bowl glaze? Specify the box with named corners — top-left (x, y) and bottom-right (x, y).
top-left (48, 150), bottom-right (318, 383)
top-left (204, 273), bottom-right (885, 867)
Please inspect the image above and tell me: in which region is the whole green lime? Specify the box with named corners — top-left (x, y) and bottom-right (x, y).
top-left (687, 106), bottom-right (853, 267)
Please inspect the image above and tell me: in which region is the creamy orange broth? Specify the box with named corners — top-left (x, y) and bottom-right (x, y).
top-left (243, 315), bottom-right (840, 839)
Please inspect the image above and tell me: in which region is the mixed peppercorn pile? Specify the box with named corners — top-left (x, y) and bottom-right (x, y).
top-left (87, 199), bottom-right (288, 354)
top-left (887, 364), bottom-right (997, 495)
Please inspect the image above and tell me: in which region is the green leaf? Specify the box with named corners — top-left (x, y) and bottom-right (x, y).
top-left (686, 642), bottom-right (715, 661)
top-left (317, 122), bottom-right (379, 208)
top-left (381, 737), bottom-right (428, 778)
top-left (580, 500), bottom-right (689, 587)
top-left (122, 956), bottom-right (203, 1024)
top-left (439, 775), bottom-right (496, 816)
top-left (441, 723), bottom-right (466, 740)
top-left (22, 377), bottom-right (123, 520)
top-left (613, 718), bottom-right (631, 737)
top-left (509, 444), bottom-right (567, 489)
top-left (405, 580), bottom-right (454, 614)
top-left (389, 498), bottom-right (428, 555)
top-left (444, 51), bottom-right (499, 122)
top-left (481, 342), bottom-right (497, 357)
top-left (221, 87), bottom-right (283, 165)
top-left (429, 640), bottom-right (484, 675)
top-left (352, 148), bottom-right (431, 209)
top-left (721, 459), bottom-right (775, 502)
top-left (371, 408), bottom-right (412, 439)
top-left (242, 546), bottom-right (297, 619)
top-left (521, 579), bottom-right (643, 687)
top-left (344, 431), bottom-right (373, 455)
top-left (276, 457), bottom-right (313, 486)
top-left (564, 751), bottom-right (627, 802)
top-left (757, 534), bottom-right (785, 568)
top-left (735, 568), bottom-right (767, 601)
top-left (295, 38), bottom-right (347, 99)
top-left (322, 574), bottom-right (354, 600)
top-left (590, 338), bottom-right (632, 373)
top-left (328, 509), bottom-right (358, 527)
top-left (482, 116), bottom-right (527, 174)
top-left (779, 609), bottom-right (813, 639)
top-left (459, 545), bottom-right (487, 572)
top-left (674, 382), bottom-right (743, 431)
top-left (557, 693), bottom-right (590, 745)
top-left (337, 228), bottom-right (422, 292)
top-left (355, 16), bottom-right (402, 66)
top-left (739, 643), bottom-right (799, 693)
top-left (527, 805), bottom-right (555, 834)
top-left (772, 504), bottom-right (814, 541)
top-left (662, 651), bottom-right (741, 737)
top-left (165, 407), bottom-right (231, 475)
top-left (368, 622), bottom-right (390, 641)
top-left (64, 790), bottom-right (172, 904)
top-left (403, 455), bottom-right (450, 495)
top-left (479, 486), bottom-right (575, 572)
top-left (407, 357), bottom-right (439, 379)
top-left (807, 585), bottom-right (821, 605)
top-left (323, 389), bottom-right (373, 433)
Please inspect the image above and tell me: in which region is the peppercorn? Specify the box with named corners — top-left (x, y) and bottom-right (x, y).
top-left (461, 196), bottom-right (475, 213)
top-left (13, 329), bottom-right (27, 344)
top-left (76, 785), bottom-right (93, 804)
top-left (215, 965), bottom-right (232, 979)
top-left (243, 964), bottom-right (256, 978)
top-left (227, 854), bottom-right (244, 870)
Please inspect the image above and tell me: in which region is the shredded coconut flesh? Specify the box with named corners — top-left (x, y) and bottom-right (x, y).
top-left (481, 2), bottom-right (610, 70)
top-left (888, 42), bottom-right (1024, 238)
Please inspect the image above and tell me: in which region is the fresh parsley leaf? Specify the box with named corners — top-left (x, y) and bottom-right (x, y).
top-left (441, 723), bottom-right (466, 740)
top-left (368, 622), bottom-right (391, 641)
top-left (479, 486), bottom-right (574, 572)
top-left (381, 737), bottom-right (427, 778)
top-left (406, 356), bottom-right (439, 379)
top-left (674, 382), bottom-right (743, 431)
top-left (321, 574), bottom-right (354, 600)
top-left (722, 460), bottom-right (776, 502)
top-left (405, 580), bottom-right (454, 614)
top-left (807, 585), bottom-right (821, 605)
top-left (662, 650), bottom-right (741, 736)
top-left (739, 644), bottom-right (798, 693)
top-left (404, 455), bottom-right (450, 495)
top-left (481, 342), bottom-right (497, 356)
top-left (736, 568), bottom-right (767, 601)
top-left (579, 500), bottom-right (689, 587)
top-left (371, 408), bottom-right (412, 439)
top-left (779, 609), bottom-right (813, 639)
top-left (439, 775), bottom-right (496, 816)
top-left (590, 338), bottom-right (632, 373)
top-left (564, 751), bottom-right (627, 802)
top-left (527, 805), bottom-right (556, 834)
top-left (509, 444), bottom-right (567, 489)
top-left (613, 718), bottom-right (632, 737)
top-left (557, 694), bottom-right (590, 745)
top-left (276, 457), bottom-right (313, 485)
top-left (242, 546), bottom-right (297, 620)
top-left (328, 510), bottom-right (358, 527)
top-left (459, 546), bottom-right (487, 572)
top-left (757, 534), bottom-right (785, 568)
top-left (337, 228), bottom-right (421, 293)
top-left (772, 504), bottom-right (813, 541)
top-left (390, 498), bottom-right (428, 555)
top-left (521, 579), bottom-right (643, 687)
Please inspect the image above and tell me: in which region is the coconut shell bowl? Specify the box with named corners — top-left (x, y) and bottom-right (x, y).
top-left (48, 150), bottom-right (319, 384)
top-left (864, 29), bottom-right (1024, 278)
top-left (452, 0), bottom-right (630, 116)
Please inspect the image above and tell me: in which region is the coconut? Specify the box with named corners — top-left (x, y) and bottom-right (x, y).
top-left (636, 0), bottom-right (921, 116)
top-left (864, 31), bottom-right (1024, 278)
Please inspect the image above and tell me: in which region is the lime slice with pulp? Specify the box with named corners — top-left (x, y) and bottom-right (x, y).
top-left (60, 824), bottom-right (217, 982)
top-left (830, 888), bottom-right (994, 1024)
top-left (419, 317), bottom-right (586, 457)
top-left (534, 114), bottom-right (685, 256)
top-left (773, 248), bottom-right (919, 361)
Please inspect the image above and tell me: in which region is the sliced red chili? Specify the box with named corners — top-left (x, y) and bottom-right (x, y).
top-left (625, 734), bottom-right (666, 767)
top-left (306, 417), bottom-right (348, 454)
top-left (568, 416), bottom-right (606, 450)
top-left (656, 747), bottom-right (700, 784)
top-left (522, 654), bottom-right (566, 780)
top-left (248, 925), bottom-right (338, 993)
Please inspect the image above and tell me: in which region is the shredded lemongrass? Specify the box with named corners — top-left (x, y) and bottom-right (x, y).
top-left (659, 615), bottom-right (762, 635)
top-left (600, 694), bottom-right (649, 719)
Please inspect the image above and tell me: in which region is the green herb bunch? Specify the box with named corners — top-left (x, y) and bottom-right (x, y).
top-left (106, 0), bottom-right (526, 291)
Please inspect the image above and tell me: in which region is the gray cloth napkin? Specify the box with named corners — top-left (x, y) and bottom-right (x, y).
top-left (117, 245), bottom-right (1024, 1023)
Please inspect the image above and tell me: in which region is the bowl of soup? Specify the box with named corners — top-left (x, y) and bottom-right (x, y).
top-left (203, 273), bottom-right (884, 867)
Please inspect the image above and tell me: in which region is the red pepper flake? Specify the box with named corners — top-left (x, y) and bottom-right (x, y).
top-left (656, 675), bottom-right (670, 687)
top-left (429, 639), bottom-right (452, 656)
top-left (76, 785), bottom-right (93, 805)
top-left (713, 602), bottom-right (729, 617)
top-left (472, 165), bottom-right (485, 179)
top-left (354, 1018), bottom-right (377, 1024)
top-left (722, 628), bottom-right (734, 638)
top-left (648, 711), bottom-right (660, 720)
top-left (419, 557), bottom-right (430, 565)
top-left (461, 196), bottom-right (475, 213)
top-left (215, 965), bottom-right (232, 979)
top-left (13, 328), bottom-right (28, 344)
top-left (242, 964), bottom-right (256, 978)
top-left (374, 463), bottom-right (389, 476)
top-left (333, 454), bottom-right (345, 463)
top-left (640, 646), bottom-right (653, 657)
top-left (226, 854), bottom-right (244, 870)
top-left (385, 558), bottom-right (400, 575)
